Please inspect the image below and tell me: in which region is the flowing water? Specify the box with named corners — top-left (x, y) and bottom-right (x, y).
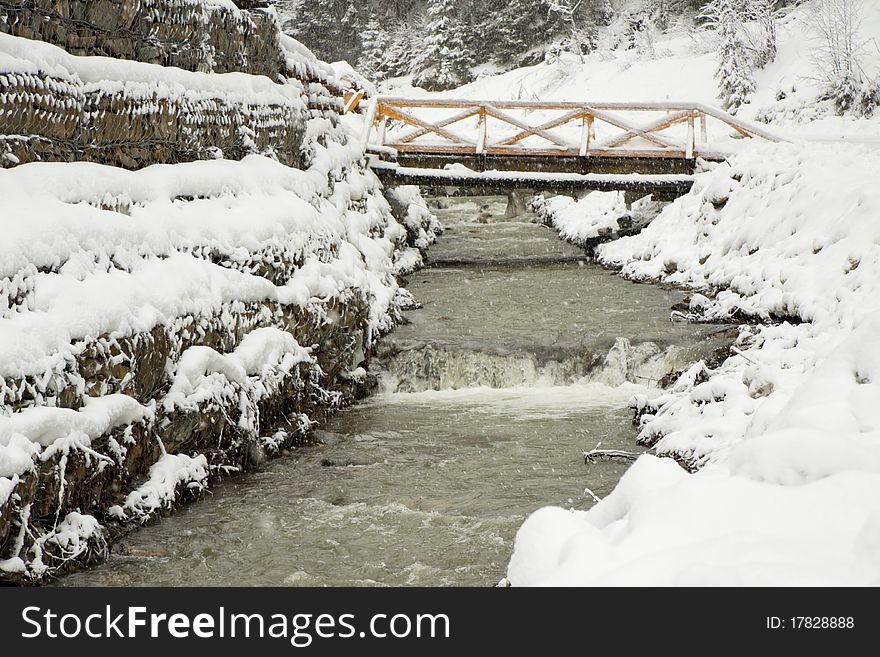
top-left (57, 196), bottom-right (728, 587)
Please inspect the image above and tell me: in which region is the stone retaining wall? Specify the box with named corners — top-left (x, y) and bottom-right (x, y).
top-left (0, 63), bottom-right (308, 167)
top-left (0, 0), bottom-right (285, 77)
top-left (0, 0), bottom-right (349, 169)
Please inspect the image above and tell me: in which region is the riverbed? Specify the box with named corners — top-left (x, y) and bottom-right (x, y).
top-left (57, 196), bottom-right (727, 587)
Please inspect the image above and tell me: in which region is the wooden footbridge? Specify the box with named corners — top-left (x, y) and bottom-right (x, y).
top-left (354, 96), bottom-right (782, 200)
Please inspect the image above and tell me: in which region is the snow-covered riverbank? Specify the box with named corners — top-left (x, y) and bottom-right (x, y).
top-left (0, 18), bottom-right (441, 582)
top-left (508, 140), bottom-right (880, 585)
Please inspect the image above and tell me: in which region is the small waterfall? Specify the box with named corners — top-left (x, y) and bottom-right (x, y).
top-left (587, 337), bottom-right (693, 387)
top-left (379, 337), bottom-right (692, 393)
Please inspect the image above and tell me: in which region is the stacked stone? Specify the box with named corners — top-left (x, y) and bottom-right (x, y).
top-left (0, 282), bottom-right (379, 582)
top-left (0, 0), bottom-right (353, 168)
top-left (0, 0), bottom-right (287, 77)
top-left (0, 51), bottom-right (309, 168)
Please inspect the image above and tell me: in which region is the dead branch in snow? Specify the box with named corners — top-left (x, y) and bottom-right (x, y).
top-left (584, 441), bottom-right (644, 464)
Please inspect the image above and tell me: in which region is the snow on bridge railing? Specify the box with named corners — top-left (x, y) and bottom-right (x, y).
top-left (359, 97), bottom-right (784, 162)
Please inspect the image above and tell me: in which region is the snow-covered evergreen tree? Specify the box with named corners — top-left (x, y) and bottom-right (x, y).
top-left (467, 0), bottom-right (548, 65)
top-left (278, 0), bottom-right (366, 64)
top-left (412, 0), bottom-right (474, 91)
top-left (702, 0), bottom-right (756, 113)
top-left (357, 17), bottom-right (389, 78)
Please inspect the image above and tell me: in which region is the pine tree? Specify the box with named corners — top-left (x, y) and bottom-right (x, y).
top-left (702, 0), bottom-right (756, 113)
top-left (491, 0), bottom-right (549, 64)
top-left (358, 17), bottom-right (389, 78)
top-left (279, 0), bottom-right (365, 64)
top-left (412, 0), bottom-right (474, 91)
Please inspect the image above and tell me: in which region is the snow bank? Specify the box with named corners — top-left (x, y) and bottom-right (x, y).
top-left (531, 192), bottom-right (629, 243)
top-left (509, 141), bottom-right (880, 586)
top-left (600, 142), bottom-right (880, 325)
top-left (509, 456), bottom-right (880, 586)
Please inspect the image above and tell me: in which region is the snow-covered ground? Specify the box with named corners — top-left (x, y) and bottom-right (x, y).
top-left (382, 3), bottom-right (880, 585)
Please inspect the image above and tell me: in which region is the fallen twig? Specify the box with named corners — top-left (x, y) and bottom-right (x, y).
top-left (583, 441), bottom-right (644, 464)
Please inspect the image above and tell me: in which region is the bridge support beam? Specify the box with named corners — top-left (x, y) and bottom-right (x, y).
top-left (624, 190), bottom-right (647, 209)
top-left (505, 191), bottom-right (529, 219)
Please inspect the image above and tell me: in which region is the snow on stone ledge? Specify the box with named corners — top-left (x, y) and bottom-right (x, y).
top-left (163, 327), bottom-right (314, 416)
top-left (0, 32), bottom-right (306, 106)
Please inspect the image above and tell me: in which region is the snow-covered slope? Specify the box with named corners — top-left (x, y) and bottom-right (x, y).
top-left (385, 2), bottom-right (880, 142)
top-left (508, 141), bottom-right (880, 585)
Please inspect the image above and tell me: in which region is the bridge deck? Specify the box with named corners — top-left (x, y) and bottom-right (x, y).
top-left (371, 161), bottom-right (694, 196)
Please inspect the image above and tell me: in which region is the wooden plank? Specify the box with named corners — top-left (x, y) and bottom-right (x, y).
top-left (494, 109), bottom-right (585, 147)
top-left (397, 107), bottom-right (481, 143)
top-left (595, 110), bottom-right (691, 149)
top-left (373, 166), bottom-right (695, 194)
top-left (388, 144), bottom-right (482, 155)
top-left (343, 90), bottom-right (364, 114)
top-left (376, 97), bottom-right (785, 144)
top-left (483, 104), bottom-right (577, 149)
top-left (387, 142), bottom-right (693, 159)
top-left (694, 103), bottom-right (784, 142)
top-left (587, 107), bottom-right (683, 150)
top-left (686, 114), bottom-right (695, 160)
top-left (360, 96), bottom-right (379, 152)
top-left (377, 117), bottom-right (387, 147)
top-left (580, 115), bottom-right (590, 157)
top-left (381, 104), bottom-right (476, 146)
top-left (365, 144), bottom-right (398, 159)
top-left (476, 108), bottom-right (487, 154)
top-left (378, 97), bottom-right (700, 112)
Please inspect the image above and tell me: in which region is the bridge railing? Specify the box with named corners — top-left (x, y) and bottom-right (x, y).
top-left (359, 97), bottom-right (782, 161)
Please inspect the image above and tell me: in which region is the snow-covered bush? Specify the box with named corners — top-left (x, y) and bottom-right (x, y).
top-left (742, 0), bottom-right (778, 69)
top-left (805, 0), bottom-right (880, 117)
top-left (509, 142), bottom-right (880, 586)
